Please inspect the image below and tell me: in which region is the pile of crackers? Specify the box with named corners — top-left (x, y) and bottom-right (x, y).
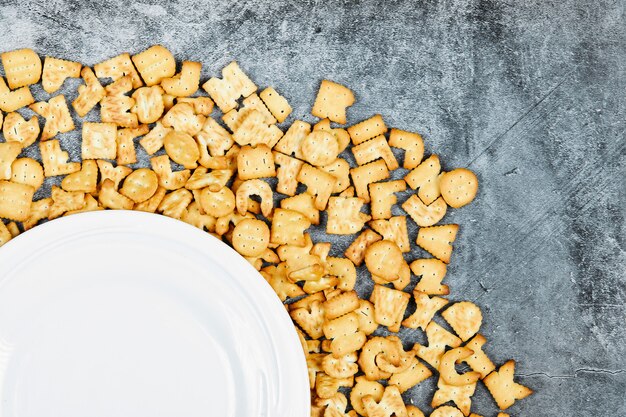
top-left (0, 46), bottom-right (532, 416)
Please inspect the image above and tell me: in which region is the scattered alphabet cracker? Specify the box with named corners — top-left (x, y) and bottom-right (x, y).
top-left (0, 46), bottom-right (533, 416)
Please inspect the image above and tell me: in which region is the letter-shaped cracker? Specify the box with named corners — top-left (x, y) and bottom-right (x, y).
top-left (403, 194), bottom-right (447, 227)
top-left (237, 145), bottom-right (275, 180)
top-left (259, 87), bottom-right (292, 123)
top-left (3, 112), bottom-right (39, 148)
top-left (402, 290), bottom-right (449, 331)
top-left (369, 216), bottom-right (410, 252)
top-left (49, 186), bottom-right (85, 219)
top-left (132, 45), bottom-right (176, 87)
top-left (96, 160), bottom-right (133, 189)
top-left (42, 57), bottom-right (81, 93)
top-left (362, 385), bottom-right (407, 417)
top-left (413, 321), bottom-right (462, 369)
top-left (0, 77), bottom-right (34, 112)
top-left (11, 158), bottom-right (44, 190)
top-left (431, 377), bottom-right (476, 416)
top-left (430, 406), bottom-right (465, 417)
top-left (297, 164), bottom-right (336, 210)
top-left (389, 128), bottom-right (424, 169)
top-left (131, 86), bottom-right (165, 124)
top-left (311, 80), bottom-right (354, 125)
top-left (461, 334), bottom-right (496, 379)
top-left (61, 160), bottom-right (98, 194)
top-left (1, 49), bottom-right (41, 89)
top-left (388, 356), bottom-right (433, 394)
top-left (439, 348), bottom-right (481, 386)
top-left (369, 179), bottom-right (406, 220)
top-left (202, 61), bottom-right (257, 112)
top-left (348, 114), bottom-right (387, 145)
top-left (344, 229), bottom-right (382, 266)
top-left (404, 154), bottom-right (442, 204)
top-left (261, 263), bottom-right (304, 302)
top-left (150, 155), bottom-right (190, 190)
top-left (483, 360), bottom-right (533, 410)
top-left (0, 180), bottom-right (35, 221)
top-left (350, 376), bottom-right (384, 416)
top-left (162, 102), bottom-right (205, 136)
top-left (73, 67), bottom-right (106, 117)
top-left (39, 140), bottom-right (81, 177)
top-left (274, 120), bottom-right (311, 156)
top-left (369, 284), bottom-right (410, 332)
top-left (321, 158), bottom-right (351, 194)
top-left (352, 135), bottom-right (398, 170)
top-left (0, 142), bottom-right (21, 180)
top-left (223, 93), bottom-right (275, 132)
top-left (235, 179), bottom-right (273, 218)
top-left (157, 188), bottom-right (193, 219)
top-left (411, 258), bottom-right (449, 295)
top-left (82, 122), bottom-right (118, 160)
top-left (350, 159), bottom-right (390, 203)
top-left (442, 301), bottom-right (483, 342)
top-left (117, 125), bottom-right (149, 166)
top-left (30, 95), bottom-right (75, 140)
top-left (232, 109), bottom-right (283, 148)
top-left (326, 196), bottom-right (370, 235)
top-left (416, 224), bottom-right (459, 264)
top-left (94, 53), bottom-right (143, 88)
top-left (161, 61), bottom-right (201, 97)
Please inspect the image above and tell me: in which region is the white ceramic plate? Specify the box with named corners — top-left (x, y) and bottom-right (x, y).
top-left (0, 211), bottom-right (309, 417)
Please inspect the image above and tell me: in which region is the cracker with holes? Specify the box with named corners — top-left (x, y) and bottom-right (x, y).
top-left (131, 86), bottom-right (165, 124)
top-left (313, 118), bottom-right (351, 153)
top-left (326, 196), bottom-right (370, 235)
top-left (370, 284), bottom-right (410, 333)
top-left (273, 151), bottom-right (303, 196)
top-left (178, 96), bottom-right (214, 116)
top-left (297, 164), bottom-right (336, 210)
top-left (261, 262), bottom-right (305, 302)
top-left (403, 194), bottom-right (447, 227)
top-left (0, 142), bottom-right (21, 180)
top-left (199, 186), bottom-right (236, 218)
top-left (187, 167), bottom-right (234, 191)
top-left (405, 154), bottom-right (441, 204)
top-left (42, 57), bottom-right (81, 93)
top-left (344, 229), bottom-right (381, 266)
top-left (120, 168), bottom-right (158, 203)
top-left (364, 240), bottom-right (403, 281)
top-left (300, 130), bottom-right (339, 167)
top-left (232, 109), bottom-right (283, 148)
top-left (22, 198), bottom-right (52, 230)
top-left (431, 377), bottom-right (476, 417)
top-left (369, 216), bottom-right (410, 253)
top-left (280, 193), bottom-right (319, 224)
top-left (117, 125), bottom-right (149, 166)
top-left (60, 160), bottom-right (97, 194)
top-left (440, 168), bottom-right (479, 208)
top-left (134, 186), bottom-right (166, 213)
top-left (402, 291), bottom-right (448, 331)
top-left (30, 95), bottom-right (75, 140)
top-left (196, 117), bottom-right (234, 159)
top-left (158, 188), bottom-right (193, 219)
top-left (94, 53), bottom-right (142, 88)
top-left (39, 140), bottom-right (80, 177)
top-left (139, 121), bottom-right (171, 155)
top-left (49, 186), bottom-right (85, 219)
top-left (82, 122), bottom-right (117, 160)
top-left (411, 258), bottom-right (449, 295)
top-left (161, 61), bottom-right (201, 97)
top-left (73, 67), bottom-right (106, 117)
top-left (163, 130), bottom-right (199, 169)
top-left (237, 145), bottom-right (275, 180)
top-left (369, 179), bottom-right (406, 220)
top-left (352, 135), bottom-right (398, 170)
top-left (150, 155), bottom-right (190, 190)
top-left (442, 301), bottom-right (483, 342)
top-left (320, 157), bottom-right (350, 194)
top-left (389, 128), bottom-right (424, 169)
top-left (413, 321), bottom-right (462, 369)
top-left (271, 208), bottom-right (311, 246)
top-left (235, 179), bottom-right (273, 218)
top-left (202, 61), bottom-right (257, 112)
top-left (98, 179), bottom-right (134, 210)
top-left (274, 119), bottom-right (311, 156)
top-left (0, 77), bottom-right (34, 112)
top-left (350, 159), bottom-right (389, 203)
top-left (347, 114), bottom-right (387, 145)
top-left (181, 201), bottom-right (216, 232)
top-left (363, 385), bottom-right (407, 417)
top-left (97, 160), bottom-right (132, 189)
top-left (232, 218), bottom-right (270, 257)
top-left (259, 87), bottom-right (291, 122)
top-left (3, 112), bottom-right (39, 148)
top-left (0, 180), bottom-right (34, 221)
top-left (11, 158), bottom-right (44, 190)
top-left (161, 102), bottom-right (205, 136)
top-left (416, 224), bottom-right (459, 263)
top-left (1, 48), bottom-right (41, 89)
top-left (440, 348), bottom-right (481, 386)
top-left (132, 45), bottom-right (176, 87)
top-left (311, 80), bottom-right (354, 124)
top-left (223, 93), bottom-right (275, 132)
top-left (389, 355), bottom-right (433, 393)
top-left (462, 334), bottom-right (495, 379)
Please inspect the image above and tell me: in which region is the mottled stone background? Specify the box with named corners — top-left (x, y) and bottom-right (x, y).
top-left (0, 0), bottom-right (624, 416)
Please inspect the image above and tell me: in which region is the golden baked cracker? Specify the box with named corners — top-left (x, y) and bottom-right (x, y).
top-left (42, 57), bottom-right (81, 93)
top-left (139, 121), bottom-right (171, 155)
top-left (0, 77), bottom-right (35, 112)
top-left (352, 134), bottom-right (398, 170)
top-left (353, 299), bottom-right (377, 334)
top-left (134, 186), bottom-right (166, 213)
top-left (350, 376), bottom-right (384, 416)
top-left (323, 313), bottom-right (364, 352)
top-left (39, 140), bottom-right (80, 177)
top-left (98, 179), bottom-right (133, 210)
top-left (326, 257), bottom-right (356, 292)
top-left (357, 336), bottom-right (398, 380)
top-left (82, 122), bottom-right (117, 160)
top-left (100, 77), bottom-right (138, 128)
top-left (404, 154), bottom-right (441, 204)
top-left (196, 117), bottom-right (234, 159)
top-left (362, 385), bottom-right (407, 417)
top-left (61, 160), bottom-right (98, 194)
top-left (369, 216), bottom-right (410, 253)
top-left (402, 194), bottom-right (447, 227)
top-left (177, 96), bottom-right (214, 116)
top-left (326, 196), bottom-right (370, 235)
top-left (181, 201), bottom-right (216, 232)
top-left (440, 348), bottom-right (481, 386)
top-left (120, 168), bottom-right (159, 203)
top-left (276, 233), bottom-right (319, 274)
top-left (280, 193), bottom-right (319, 224)
top-left (94, 53), bottom-right (142, 88)
top-left (235, 179), bottom-right (273, 218)
top-left (72, 67), bottom-right (105, 117)
top-left (3, 112), bottom-right (39, 148)
top-left (462, 334), bottom-right (495, 379)
top-left (323, 291), bottom-right (359, 320)
top-left (161, 102), bottom-right (205, 136)
top-left (64, 193), bottom-right (103, 216)
top-left (442, 301), bottom-right (483, 342)
top-left (202, 61), bottom-right (257, 112)
top-left (406, 405), bottom-right (426, 417)
top-left (300, 130), bottom-right (339, 167)
top-left (162, 93), bottom-right (176, 111)
top-left (348, 114), bottom-right (387, 145)
top-left (303, 275), bottom-right (338, 295)
top-left (370, 284), bottom-right (410, 332)
top-left (150, 154), bottom-right (191, 190)
top-left (1, 48), bottom-right (41, 89)
top-left (131, 45), bottom-right (176, 86)
top-left (157, 188), bottom-right (193, 219)
top-left (402, 290), bottom-right (448, 331)
top-left (430, 406), bottom-right (465, 417)
top-left (186, 167), bottom-right (234, 191)
top-left (274, 119), bottom-right (311, 156)
top-left (313, 118), bottom-right (351, 153)
top-left (297, 163), bottom-right (336, 210)
top-left (231, 218), bottom-right (270, 257)
top-left (0, 142), bottom-right (21, 180)
top-left (364, 240), bottom-right (403, 281)
top-left (273, 151), bottom-right (303, 196)
top-left (117, 125), bottom-right (149, 166)
top-left (223, 93), bottom-right (275, 132)
top-left (96, 160), bottom-right (133, 189)
top-left (322, 352), bottom-right (358, 379)
top-left (389, 356), bottom-right (433, 394)
top-left (391, 261), bottom-right (411, 291)
top-left (0, 221), bottom-right (12, 247)
top-left (0, 112), bottom-right (3, 130)
top-left (431, 377), bottom-right (476, 416)
top-left (320, 158), bottom-right (350, 194)
top-left (163, 130), bottom-right (199, 169)
top-left (440, 168), bottom-right (479, 208)
top-left (389, 128), bottom-right (424, 169)
top-left (131, 86), bottom-right (165, 124)
top-left (7, 221), bottom-right (20, 238)
top-left (416, 224), bottom-right (459, 264)
top-left (290, 296), bottom-right (325, 339)
top-left (0, 180), bottom-right (34, 221)
top-left (22, 197), bottom-right (52, 230)
top-left (368, 179), bottom-right (405, 220)
top-left (232, 109), bottom-right (283, 148)
top-left (259, 87), bottom-right (292, 123)
top-left (316, 375), bottom-right (354, 401)
top-left (30, 95), bottom-right (75, 140)
top-left (261, 263), bottom-right (305, 301)
top-left (237, 144), bottom-right (275, 180)
top-left (344, 229), bottom-right (382, 266)
top-left (311, 80), bottom-right (354, 124)
top-left (411, 258), bottom-right (449, 295)
top-left (413, 321), bottom-right (462, 369)
top-left (49, 186), bottom-right (85, 219)
top-left (11, 158), bottom-right (44, 190)
top-left (161, 60), bottom-right (201, 97)
top-left (350, 159), bottom-right (390, 203)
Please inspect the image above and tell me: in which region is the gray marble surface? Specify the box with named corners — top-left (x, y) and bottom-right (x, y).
top-left (0, 0), bottom-right (624, 416)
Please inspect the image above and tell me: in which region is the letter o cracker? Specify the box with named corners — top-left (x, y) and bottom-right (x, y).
top-left (10, 158), bottom-right (44, 190)
top-left (440, 168), bottom-right (479, 208)
top-left (164, 131), bottom-right (199, 169)
top-left (199, 187), bottom-right (236, 217)
top-left (120, 168), bottom-right (159, 203)
top-left (232, 218), bottom-right (270, 257)
top-left (300, 130), bottom-right (339, 167)
top-left (364, 240), bottom-right (403, 282)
